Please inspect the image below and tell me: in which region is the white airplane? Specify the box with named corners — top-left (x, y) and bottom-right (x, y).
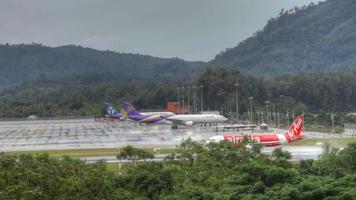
top-left (163, 114), bottom-right (228, 129)
top-left (140, 111), bottom-right (175, 117)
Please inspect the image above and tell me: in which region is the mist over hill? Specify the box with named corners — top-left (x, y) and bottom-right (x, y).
top-left (0, 44), bottom-right (205, 87)
top-left (211, 0), bottom-right (356, 77)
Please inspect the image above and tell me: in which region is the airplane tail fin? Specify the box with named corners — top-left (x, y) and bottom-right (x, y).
top-left (121, 102), bottom-right (141, 116)
top-left (284, 115), bottom-right (304, 141)
top-left (104, 103), bottom-right (121, 117)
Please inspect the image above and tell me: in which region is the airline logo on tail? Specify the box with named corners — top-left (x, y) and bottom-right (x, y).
top-left (104, 103), bottom-right (122, 119)
top-left (285, 115), bottom-right (304, 141)
top-left (122, 102), bottom-right (140, 116)
top-left (210, 115), bottom-right (305, 147)
top-left (105, 103), bottom-right (116, 115)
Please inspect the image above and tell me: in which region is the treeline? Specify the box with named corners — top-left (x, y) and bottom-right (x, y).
top-left (0, 140), bottom-right (355, 199)
top-left (1, 69), bottom-right (356, 122)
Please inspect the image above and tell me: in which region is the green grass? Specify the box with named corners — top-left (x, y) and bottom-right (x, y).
top-left (4, 147), bottom-right (177, 158)
top-left (290, 137), bottom-right (356, 147)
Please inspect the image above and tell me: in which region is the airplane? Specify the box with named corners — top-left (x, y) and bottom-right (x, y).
top-left (209, 115), bottom-right (304, 147)
top-left (163, 114), bottom-right (228, 129)
top-left (121, 102), bottom-right (227, 128)
top-left (121, 102), bottom-right (174, 125)
top-left (95, 103), bottom-right (125, 122)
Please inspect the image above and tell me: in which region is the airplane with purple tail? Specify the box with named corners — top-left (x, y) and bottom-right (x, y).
top-left (121, 102), bottom-right (227, 128)
top-left (121, 102), bottom-right (174, 125)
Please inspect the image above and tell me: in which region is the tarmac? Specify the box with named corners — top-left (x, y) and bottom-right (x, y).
top-left (0, 118), bottom-right (219, 151)
top-left (0, 118), bottom-right (340, 160)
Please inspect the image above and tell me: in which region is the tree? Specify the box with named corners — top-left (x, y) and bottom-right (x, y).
top-left (117, 145), bottom-right (154, 169)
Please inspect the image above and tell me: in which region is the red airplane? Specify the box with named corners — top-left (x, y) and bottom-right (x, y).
top-left (209, 115), bottom-right (304, 147)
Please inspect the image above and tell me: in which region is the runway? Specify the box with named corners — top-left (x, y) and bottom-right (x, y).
top-left (0, 118), bottom-right (218, 151)
top-left (0, 118), bottom-right (337, 160)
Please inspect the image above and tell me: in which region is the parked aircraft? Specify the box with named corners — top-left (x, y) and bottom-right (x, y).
top-left (121, 102), bottom-right (227, 128)
top-left (121, 102), bottom-right (174, 125)
top-left (95, 103), bottom-right (124, 122)
top-left (104, 103), bottom-right (123, 119)
top-left (209, 115), bottom-right (304, 147)
top-left (163, 114), bottom-right (228, 129)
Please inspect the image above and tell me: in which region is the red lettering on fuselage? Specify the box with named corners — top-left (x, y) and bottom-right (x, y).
top-left (223, 133), bottom-right (283, 147)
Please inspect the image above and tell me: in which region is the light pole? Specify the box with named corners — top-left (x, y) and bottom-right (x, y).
top-left (277, 111), bottom-right (280, 128)
top-left (181, 86), bottom-right (185, 113)
top-left (286, 109), bottom-right (289, 125)
top-left (187, 86), bottom-right (191, 113)
top-left (176, 86), bottom-right (180, 113)
top-left (234, 83), bottom-right (239, 123)
top-left (192, 85), bottom-right (197, 113)
top-left (248, 96), bottom-right (253, 123)
top-left (265, 101), bottom-right (270, 125)
top-left (331, 114), bottom-right (335, 133)
top-left (199, 85), bottom-right (203, 112)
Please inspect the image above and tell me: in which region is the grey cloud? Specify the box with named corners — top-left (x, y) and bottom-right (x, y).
top-left (0, 0), bottom-right (321, 61)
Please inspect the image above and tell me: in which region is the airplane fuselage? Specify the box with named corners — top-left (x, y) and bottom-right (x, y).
top-left (209, 133), bottom-right (303, 147)
top-left (166, 114), bottom-right (228, 125)
top-left (209, 115), bottom-right (305, 147)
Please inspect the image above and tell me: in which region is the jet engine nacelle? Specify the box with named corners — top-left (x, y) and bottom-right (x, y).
top-left (184, 121), bottom-right (194, 126)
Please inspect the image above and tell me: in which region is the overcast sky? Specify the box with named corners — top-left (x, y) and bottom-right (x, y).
top-left (0, 0), bottom-right (321, 61)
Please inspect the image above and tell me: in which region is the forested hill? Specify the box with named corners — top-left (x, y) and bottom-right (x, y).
top-left (0, 44), bottom-right (205, 86)
top-left (211, 0), bottom-right (356, 77)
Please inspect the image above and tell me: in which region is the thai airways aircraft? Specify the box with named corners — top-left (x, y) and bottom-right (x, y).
top-left (209, 115), bottom-right (304, 147)
top-left (121, 102), bottom-right (174, 125)
top-left (121, 102), bottom-right (227, 127)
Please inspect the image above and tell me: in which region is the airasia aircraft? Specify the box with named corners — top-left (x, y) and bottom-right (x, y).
top-left (209, 115), bottom-right (304, 147)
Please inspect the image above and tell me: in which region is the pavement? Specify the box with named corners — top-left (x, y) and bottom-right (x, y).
top-left (0, 118), bottom-right (341, 161)
top-left (0, 118), bottom-right (218, 151)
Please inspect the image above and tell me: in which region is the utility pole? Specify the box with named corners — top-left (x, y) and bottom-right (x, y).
top-left (235, 83), bottom-right (239, 123)
top-left (192, 85), bottom-right (197, 113)
top-left (199, 85), bottom-right (203, 112)
top-left (248, 96), bottom-right (253, 123)
top-left (176, 86), bottom-right (180, 113)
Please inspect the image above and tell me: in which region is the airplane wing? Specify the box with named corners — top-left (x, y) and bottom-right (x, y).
top-left (163, 118), bottom-right (186, 125)
top-left (161, 117), bottom-right (193, 126)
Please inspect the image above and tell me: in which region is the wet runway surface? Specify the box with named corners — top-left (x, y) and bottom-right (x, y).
top-left (0, 118), bottom-right (334, 160)
top-left (0, 119), bottom-right (219, 151)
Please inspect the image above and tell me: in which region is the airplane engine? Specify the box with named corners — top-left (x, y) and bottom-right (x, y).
top-left (184, 121), bottom-right (194, 126)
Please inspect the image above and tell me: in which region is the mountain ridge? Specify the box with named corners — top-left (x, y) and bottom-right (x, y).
top-left (211, 0), bottom-right (356, 77)
top-left (0, 43), bottom-right (206, 87)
